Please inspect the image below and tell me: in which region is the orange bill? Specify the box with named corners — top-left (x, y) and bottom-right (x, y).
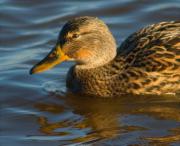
top-left (30, 46), bottom-right (70, 74)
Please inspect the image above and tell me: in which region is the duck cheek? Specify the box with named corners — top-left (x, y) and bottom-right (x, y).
top-left (77, 49), bottom-right (92, 58)
top-left (75, 49), bottom-right (93, 62)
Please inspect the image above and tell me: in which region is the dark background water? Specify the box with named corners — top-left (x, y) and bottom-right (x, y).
top-left (0, 0), bottom-right (180, 146)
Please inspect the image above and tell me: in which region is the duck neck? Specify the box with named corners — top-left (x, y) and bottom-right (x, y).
top-left (76, 51), bottom-right (116, 70)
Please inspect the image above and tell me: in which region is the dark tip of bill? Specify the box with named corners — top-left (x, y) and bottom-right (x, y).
top-left (29, 68), bottom-right (34, 75)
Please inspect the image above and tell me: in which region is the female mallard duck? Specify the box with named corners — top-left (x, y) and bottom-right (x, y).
top-left (30, 16), bottom-right (180, 97)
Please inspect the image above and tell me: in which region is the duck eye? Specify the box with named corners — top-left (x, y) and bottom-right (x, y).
top-left (72, 34), bottom-right (79, 39)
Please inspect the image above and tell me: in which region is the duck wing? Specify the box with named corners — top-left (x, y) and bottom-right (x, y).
top-left (117, 21), bottom-right (180, 73)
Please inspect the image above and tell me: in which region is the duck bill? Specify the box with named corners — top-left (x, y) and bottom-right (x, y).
top-left (30, 46), bottom-right (69, 74)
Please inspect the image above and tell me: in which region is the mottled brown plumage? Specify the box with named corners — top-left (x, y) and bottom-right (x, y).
top-left (30, 17), bottom-right (180, 97)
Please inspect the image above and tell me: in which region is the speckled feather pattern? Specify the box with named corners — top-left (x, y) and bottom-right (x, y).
top-left (67, 21), bottom-right (180, 97)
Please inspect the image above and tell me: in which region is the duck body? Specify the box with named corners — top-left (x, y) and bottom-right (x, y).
top-left (67, 21), bottom-right (180, 97)
top-left (30, 17), bottom-right (180, 97)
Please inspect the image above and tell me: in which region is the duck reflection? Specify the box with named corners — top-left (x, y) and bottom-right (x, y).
top-left (34, 94), bottom-right (180, 144)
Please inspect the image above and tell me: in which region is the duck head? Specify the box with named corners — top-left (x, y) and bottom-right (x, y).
top-left (30, 16), bottom-right (116, 74)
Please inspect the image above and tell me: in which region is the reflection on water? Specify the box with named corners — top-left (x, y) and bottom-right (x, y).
top-left (0, 0), bottom-right (180, 145)
top-left (33, 94), bottom-right (180, 145)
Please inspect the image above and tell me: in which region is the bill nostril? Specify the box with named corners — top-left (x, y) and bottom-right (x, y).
top-left (49, 51), bottom-right (57, 58)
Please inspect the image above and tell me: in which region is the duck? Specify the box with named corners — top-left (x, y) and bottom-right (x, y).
top-left (30, 16), bottom-right (180, 97)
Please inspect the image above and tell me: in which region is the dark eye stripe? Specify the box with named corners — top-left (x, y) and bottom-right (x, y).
top-left (59, 31), bottom-right (93, 45)
top-left (71, 32), bottom-right (92, 38)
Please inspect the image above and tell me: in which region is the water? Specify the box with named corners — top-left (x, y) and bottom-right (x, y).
top-left (0, 0), bottom-right (180, 145)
